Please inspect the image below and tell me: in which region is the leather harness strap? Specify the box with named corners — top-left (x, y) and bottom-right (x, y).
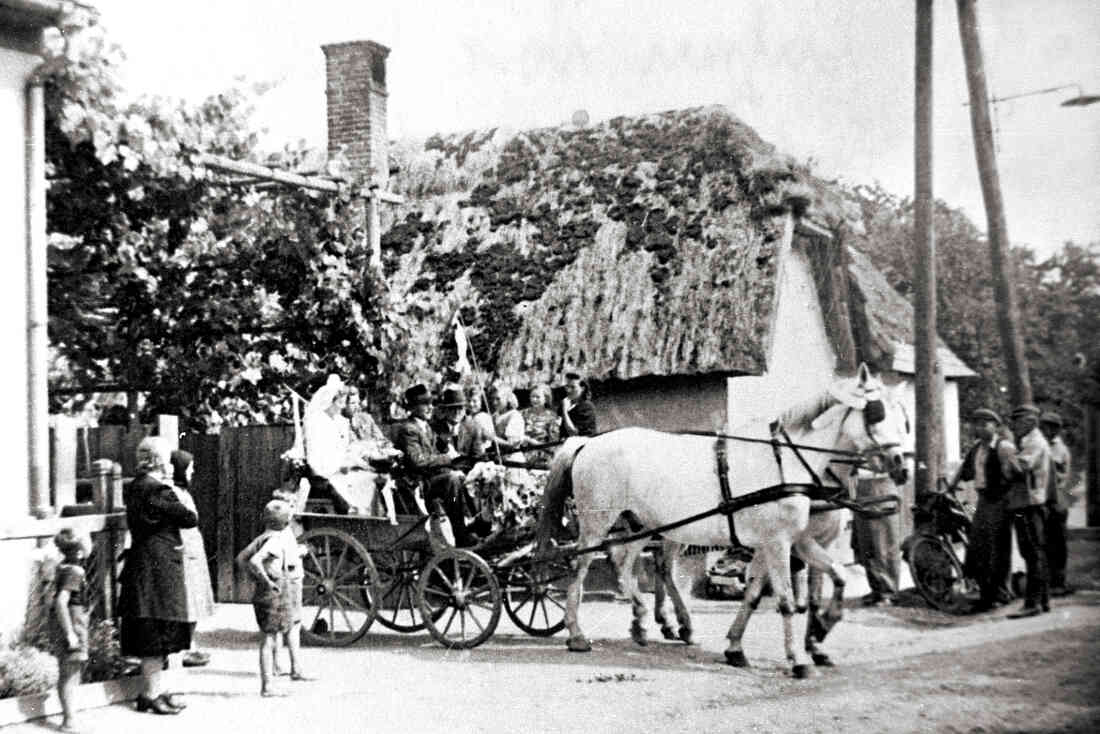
top-left (714, 438), bottom-right (741, 547)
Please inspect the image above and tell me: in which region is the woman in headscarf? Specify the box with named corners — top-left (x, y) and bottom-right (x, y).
top-left (490, 384), bottom-right (526, 464)
top-left (118, 436), bottom-right (198, 715)
top-left (170, 450), bottom-right (216, 667)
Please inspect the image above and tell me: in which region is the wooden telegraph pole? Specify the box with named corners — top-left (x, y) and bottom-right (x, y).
top-left (914, 0), bottom-right (944, 499)
top-left (956, 0), bottom-right (1032, 406)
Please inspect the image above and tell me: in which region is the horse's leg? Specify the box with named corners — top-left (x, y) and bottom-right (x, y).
top-left (565, 512), bottom-right (619, 652)
top-left (761, 541), bottom-right (814, 679)
top-left (724, 552), bottom-right (768, 667)
top-left (613, 539), bottom-right (650, 646)
top-left (793, 535), bottom-right (848, 667)
top-left (565, 551), bottom-right (594, 652)
top-left (657, 542), bottom-right (693, 644)
top-left (793, 561), bottom-right (809, 614)
top-left (651, 545), bottom-right (677, 641)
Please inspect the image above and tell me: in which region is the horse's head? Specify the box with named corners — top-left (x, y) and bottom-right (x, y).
top-left (818, 364), bottom-right (911, 486)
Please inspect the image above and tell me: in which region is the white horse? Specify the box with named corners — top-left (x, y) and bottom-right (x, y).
top-left (535, 365), bottom-right (910, 677)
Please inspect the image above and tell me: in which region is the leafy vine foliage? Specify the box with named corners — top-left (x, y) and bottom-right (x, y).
top-left (45, 10), bottom-right (420, 431)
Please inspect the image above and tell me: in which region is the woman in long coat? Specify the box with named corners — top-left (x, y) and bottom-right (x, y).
top-left (118, 436), bottom-right (198, 715)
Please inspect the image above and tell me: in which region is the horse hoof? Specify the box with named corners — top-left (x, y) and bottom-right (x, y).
top-left (811, 653), bottom-right (835, 667)
top-left (630, 625), bottom-right (648, 647)
top-left (724, 650), bottom-right (750, 667)
top-left (792, 664), bottom-right (815, 679)
top-left (660, 625), bottom-right (678, 641)
top-left (567, 636), bottom-right (592, 653)
top-left (678, 628), bottom-right (694, 645)
top-left (795, 605), bottom-right (808, 615)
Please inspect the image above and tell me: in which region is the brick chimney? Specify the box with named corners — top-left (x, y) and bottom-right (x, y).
top-left (322, 40), bottom-right (389, 184)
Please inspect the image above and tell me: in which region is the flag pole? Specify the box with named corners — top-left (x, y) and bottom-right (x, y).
top-left (454, 312), bottom-right (504, 466)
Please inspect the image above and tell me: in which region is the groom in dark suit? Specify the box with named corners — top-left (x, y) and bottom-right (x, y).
top-left (393, 384), bottom-right (472, 546)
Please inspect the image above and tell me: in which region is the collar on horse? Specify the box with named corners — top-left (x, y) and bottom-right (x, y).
top-left (714, 423), bottom-right (857, 548)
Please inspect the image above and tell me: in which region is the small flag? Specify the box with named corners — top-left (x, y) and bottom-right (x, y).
top-left (453, 313), bottom-right (472, 375)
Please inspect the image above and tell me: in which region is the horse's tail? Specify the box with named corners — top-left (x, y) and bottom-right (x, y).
top-left (536, 436), bottom-right (590, 554)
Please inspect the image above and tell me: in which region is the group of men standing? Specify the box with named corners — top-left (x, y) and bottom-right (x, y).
top-left (958, 403), bottom-right (1074, 617)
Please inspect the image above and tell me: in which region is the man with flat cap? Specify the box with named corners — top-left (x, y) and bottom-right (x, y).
top-left (393, 384), bottom-right (473, 546)
top-left (1006, 403), bottom-right (1052, 617)
top-left (956, 407), bottom-right (1018, 611)
top-left (1040, 411), bottom-right (1074, 596)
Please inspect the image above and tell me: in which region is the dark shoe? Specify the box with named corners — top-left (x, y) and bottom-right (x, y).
top-left (135, 695), bottom-right (180, 715)
top-left (862, 592), bottom-right (892, 607)
top-left (160, 693), bottom-right (186, 710)
top-left (289, 671), bottom-right (317, 682)
top-left (182, 650), bottom-right (210, 667)
top-left (1007, 605), bottom-right (1042, 619)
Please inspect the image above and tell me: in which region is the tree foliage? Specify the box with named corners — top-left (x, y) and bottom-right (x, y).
top-left (850, 182), bottom-right (1099, 455)
top-left (45, 10), bottom-right (420, 431)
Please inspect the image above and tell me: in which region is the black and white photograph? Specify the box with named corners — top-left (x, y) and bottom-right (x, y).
top-left (1, 1), bottom-right (1098, 732)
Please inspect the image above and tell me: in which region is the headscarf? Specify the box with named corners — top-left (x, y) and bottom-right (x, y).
top-left (135, 436), bottom-right (172, 477)
top-left (171, 449), bottom-right (194, 488)
top-left (307, 374), bottom-right (346, 415)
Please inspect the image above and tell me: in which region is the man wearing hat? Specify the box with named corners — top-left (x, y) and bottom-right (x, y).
top-left (1040, 411), bottom-right (1074, 596)
top-left (956, 407), bottom-right (1018, 612)
top-left (1006, 403), bottom-right (1052, 618)
top-left (392, 384), bottom-right (473, 546)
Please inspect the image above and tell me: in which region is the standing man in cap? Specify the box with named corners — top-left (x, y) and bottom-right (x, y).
top-left (393, 384), bottom-right (473, 546)
top-left (1040, 411), bottom-right (1074, 596)
top-left (957, 407), bottom-right (1018, 611)
top-left (1007, 404), bottom-right (1052, 618)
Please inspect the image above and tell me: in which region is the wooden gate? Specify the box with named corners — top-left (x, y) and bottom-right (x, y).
top-left (181, 425), bottom-right (295, 603)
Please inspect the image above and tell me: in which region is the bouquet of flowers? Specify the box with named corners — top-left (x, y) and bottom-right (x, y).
top-left (464, 462), bottom-right (545, 534)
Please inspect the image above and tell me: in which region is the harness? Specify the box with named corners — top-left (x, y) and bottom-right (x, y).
top-left (712, 401), bottom-right (900, 548)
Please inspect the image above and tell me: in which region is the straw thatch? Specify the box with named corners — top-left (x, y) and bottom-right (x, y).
top-left (379, 105), bottom-right (968, 386)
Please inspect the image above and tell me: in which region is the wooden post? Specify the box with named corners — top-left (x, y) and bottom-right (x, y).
top-left (92, 459), bottom-right (124, 619)
top-left (1088, 405), bottom-right (1100, 527)
top-left (914, 0), bottom-right (944, 498)
top-left (956, 0), bottom-right (1032, 406)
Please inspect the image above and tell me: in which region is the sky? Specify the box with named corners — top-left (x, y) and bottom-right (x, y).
top-left (93, 0), bottom-right (1100, 259)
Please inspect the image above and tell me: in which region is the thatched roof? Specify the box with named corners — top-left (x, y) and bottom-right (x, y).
top-left (379, 105), bottom-right (968, 386)
top-left (847, 247), bottom-right (974, 378)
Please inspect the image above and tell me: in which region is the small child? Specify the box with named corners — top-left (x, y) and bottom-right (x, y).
top-left (50, 528), bottom-right (90, 732)
top-left (238, 499), bottom-right (315, 696)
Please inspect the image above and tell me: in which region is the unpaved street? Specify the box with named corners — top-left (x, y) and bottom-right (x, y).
top-left (10, 589), bottom-right (1099, 734)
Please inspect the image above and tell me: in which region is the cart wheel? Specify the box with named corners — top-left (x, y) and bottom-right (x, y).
top-left (908, 534), bottom-right (967, 613)
top-left (371, 548), bottom-right (443, 633)
top-left (299, 528), bottom-right (381, 646)
top-left (502, 558), bottom-right (569, 637)
top-left (417, 548), bottom-right (501, 649)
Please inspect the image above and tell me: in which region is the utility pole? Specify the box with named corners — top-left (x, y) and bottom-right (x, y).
top-left (914, 0), bottom-right (944, 498)
top-left (957, 0), bottom-right (1032, 406)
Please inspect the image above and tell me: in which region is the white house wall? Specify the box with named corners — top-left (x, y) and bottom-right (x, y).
top-left (0, 44), bottom-right (41, 639)
top-left (728, 241), bottom-right (836, 429)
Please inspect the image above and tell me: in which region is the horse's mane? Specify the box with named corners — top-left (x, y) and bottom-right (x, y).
top-left (774, 389), bottom-right (840, 432)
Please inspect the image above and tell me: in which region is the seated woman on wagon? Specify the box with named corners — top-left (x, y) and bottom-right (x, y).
top-left (521, 383), bottom-right (559, 467)
top-left (302, 375), bottom-right (399, 521)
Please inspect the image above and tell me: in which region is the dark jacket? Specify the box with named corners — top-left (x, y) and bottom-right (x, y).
top-left (561, 399), bottom-right (597, 437)
top-left (393, 418), bottom-right (454, 478)
top-left (117, 473), bottom-right (199, 622)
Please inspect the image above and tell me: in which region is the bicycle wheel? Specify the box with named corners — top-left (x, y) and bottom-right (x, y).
top-left (908, 534), bottom-right (967, 613)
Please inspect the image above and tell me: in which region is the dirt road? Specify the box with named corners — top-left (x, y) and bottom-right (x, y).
top-left (10, 588), bottom-right (1099, 734)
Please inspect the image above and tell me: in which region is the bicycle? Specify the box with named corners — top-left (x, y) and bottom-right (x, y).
top-left (902, 477), bottom-right (978, 613)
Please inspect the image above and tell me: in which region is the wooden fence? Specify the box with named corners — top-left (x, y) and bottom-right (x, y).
top-left (50, 421), bottom-right (294, 604)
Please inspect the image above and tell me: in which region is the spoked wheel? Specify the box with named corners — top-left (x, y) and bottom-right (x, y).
top-left (502, 557), bottom-right (570, 637)
top-left (908, 534), bottom-right (967, 613)
top-left (417, 548), bottom-right (502, 649)
top-left (299, 528), bottom-right (381, 646)
top-left (371, 548), bottom-right (443, 633)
